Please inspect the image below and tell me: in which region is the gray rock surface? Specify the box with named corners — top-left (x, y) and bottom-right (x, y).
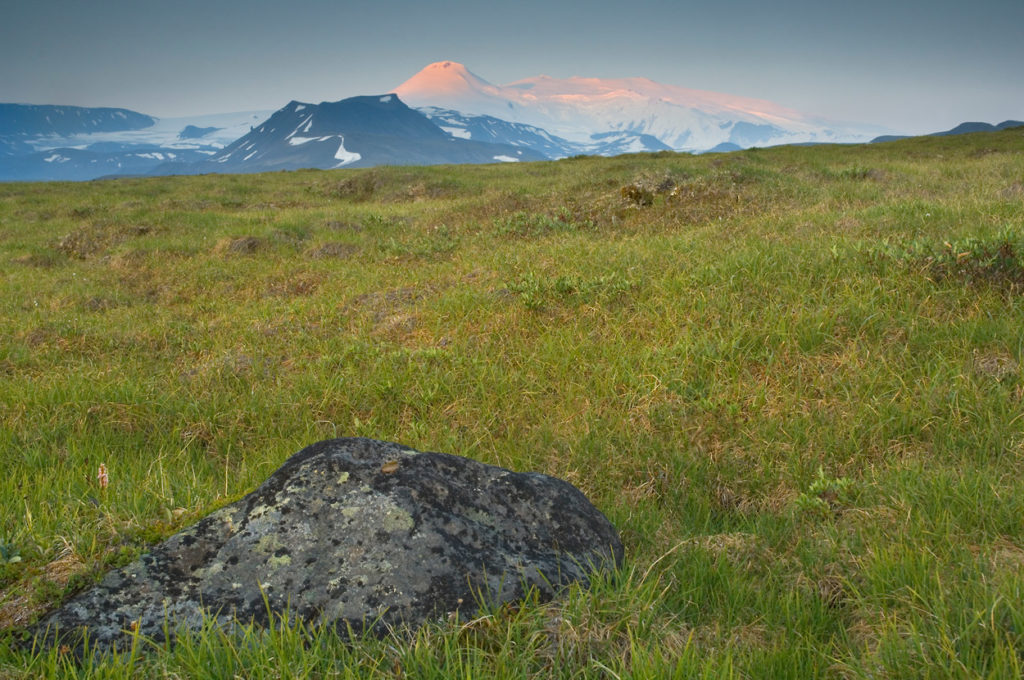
top-left (29, 438), bottom-right (623, 653)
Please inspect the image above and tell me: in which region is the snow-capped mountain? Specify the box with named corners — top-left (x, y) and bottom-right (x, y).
top-left (395, 61), bottom-right (884, 151)
top-left (154, 94), bottom-right (545, 175)
top-left (417, 107), bottom-right (671, 158)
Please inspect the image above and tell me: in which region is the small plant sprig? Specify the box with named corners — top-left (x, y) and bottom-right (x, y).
top-left (506, 271), bottom-right (634, 310)
top-left (795, 466), bottom-right (855, 518)
top-left (865, 230), bottom-right (1024, 289)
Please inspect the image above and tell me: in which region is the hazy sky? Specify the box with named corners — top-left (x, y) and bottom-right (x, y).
top-left (2, 0), bottom-right (1022, 134)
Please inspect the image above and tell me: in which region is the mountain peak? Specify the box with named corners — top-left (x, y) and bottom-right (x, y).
top-left (423, 61), bottom-right (474, 74)
top-left (394, 62), bottom-right (498, 109)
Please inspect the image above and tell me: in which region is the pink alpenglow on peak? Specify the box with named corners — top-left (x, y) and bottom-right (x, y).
top-left (394, 61), bottom-right (881, 151)
top-left (394, 61), bottom-right (505, 111)
top-left (396, 61), bottom-right (494, 93)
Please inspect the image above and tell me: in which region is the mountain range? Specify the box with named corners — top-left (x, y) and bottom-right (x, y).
top-left (0, 61), bottom-right (1018, 182)
top-left (394, 62), bottom-right (882, 151)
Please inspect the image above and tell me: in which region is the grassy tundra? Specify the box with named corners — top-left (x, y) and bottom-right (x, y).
top-left (1, 129), bottom-right (1023, 678)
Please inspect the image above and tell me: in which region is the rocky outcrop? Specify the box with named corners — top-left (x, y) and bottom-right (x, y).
top-left (29, 438), bottom-right (622, 654)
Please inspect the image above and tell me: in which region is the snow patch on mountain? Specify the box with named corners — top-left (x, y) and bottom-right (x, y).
top-left (441, 126), bottom-right (472, 139)
top-left (333, 137), bottom-right (360, 166)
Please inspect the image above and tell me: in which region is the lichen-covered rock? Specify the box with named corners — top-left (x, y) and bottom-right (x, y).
top-left (29, 438), bottom-right (623, 653)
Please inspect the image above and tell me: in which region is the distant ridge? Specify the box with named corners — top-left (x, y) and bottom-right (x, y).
top-left (702, 142), bottom-right (743, 154)
top-left (871, 120), bottom-right (1024, 143)
top-left (178, 125), bottom-right (220, 140)
top-left (934, 120), bottom-right (1024, 136)
top-left (0, 103), bottom-right (155, 138)
top-left (0, 103), bottom-right (160, 168)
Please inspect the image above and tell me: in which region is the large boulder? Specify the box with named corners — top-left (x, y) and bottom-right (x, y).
top-left (29, 438), bottom-right (623, 653)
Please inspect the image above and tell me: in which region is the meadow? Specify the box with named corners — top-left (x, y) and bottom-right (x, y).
top-left (1, 129), bottom-right (1023, 678)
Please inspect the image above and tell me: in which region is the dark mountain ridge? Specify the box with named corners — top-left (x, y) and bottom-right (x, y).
top-left (153, 94), bottom-right (545, 175)
top-left (0, 103), bottom-right (155, 139)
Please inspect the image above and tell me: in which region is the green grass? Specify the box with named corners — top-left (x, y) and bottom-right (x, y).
top-left (2, 129), bottom-right (1024, 677)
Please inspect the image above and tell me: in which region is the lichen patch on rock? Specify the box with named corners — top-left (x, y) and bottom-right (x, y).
top-left (26, 438), bottom-right (623, 654)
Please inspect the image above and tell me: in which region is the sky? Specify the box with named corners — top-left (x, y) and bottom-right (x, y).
top-left (2, 0), bottom-right (1022, 135)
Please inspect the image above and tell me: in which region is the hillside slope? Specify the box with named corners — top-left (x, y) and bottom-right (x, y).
top-left (1, 129), bottom-right (1023, 676)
